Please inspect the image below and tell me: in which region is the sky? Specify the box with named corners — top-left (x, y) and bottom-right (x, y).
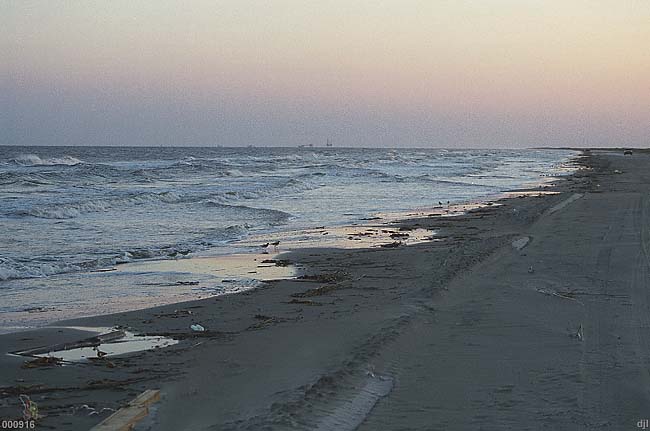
top-left (2, 1), bottom-right (649, 148)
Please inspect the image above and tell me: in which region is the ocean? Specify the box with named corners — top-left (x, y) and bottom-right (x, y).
top-left (0, 146), bottom-right (577, 329)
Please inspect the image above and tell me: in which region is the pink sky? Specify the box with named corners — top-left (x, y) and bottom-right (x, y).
top-left (3, 1), bottom-right (649, 147)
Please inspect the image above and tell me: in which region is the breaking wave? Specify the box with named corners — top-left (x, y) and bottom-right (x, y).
top-left (11, 191), bottom-right (187, 219)
top-left (11, 154), bottom-right (83, 166)
top-left (0, 257), bottom-right (72, 281)
top-left (11, 190), bottom-right (295, 220)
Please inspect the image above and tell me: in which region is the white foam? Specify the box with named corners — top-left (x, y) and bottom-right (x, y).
top-left (12, 154), bottom-right (82, 166)
top-left (0, 257), bottom-right (74, 281)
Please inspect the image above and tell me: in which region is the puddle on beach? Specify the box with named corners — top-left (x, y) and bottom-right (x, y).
top-left (113, 216), bottom-right (439, 299)
top-left (118, 252), bottom-right (297, 282)
top-left (0, 252), bottom-right (298, 332)
top-left (14, 327), bottom-right (178, 362)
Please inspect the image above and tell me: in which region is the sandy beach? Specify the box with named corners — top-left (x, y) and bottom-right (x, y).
top-left (2, 150), bottom-right (649, 430)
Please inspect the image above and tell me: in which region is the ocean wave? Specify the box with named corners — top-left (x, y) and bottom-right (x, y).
top-left (0, 172), bottom-right (54, 187)
top-left (11, 191), bottom-right (186, 219)
top-left (199, 177), bottom-right (316, 203)
top-left (204, 201), bottom-right (291, 224)
top-left (10, 185), bottom-right (298, 219)
top-left (293, 163), bottom-right (392, 180)
top-left (0, 257), bottom-right (74, 281)
top-left (160, 156), bottom-right (269, 175)
top-left (11, 154), bottom-right (83, 166)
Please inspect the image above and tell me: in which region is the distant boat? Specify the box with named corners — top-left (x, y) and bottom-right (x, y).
top-left (326, 138), bottom-right (333, 147)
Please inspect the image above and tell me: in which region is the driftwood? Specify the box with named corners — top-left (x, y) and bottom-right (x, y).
top-left (21, 357), bottom-right (62, 369)
top-left (90, 389), bottom-right (160, 431)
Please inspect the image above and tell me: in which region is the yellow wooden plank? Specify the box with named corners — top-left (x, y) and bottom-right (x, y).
top-left (129, 389), bottom-right (160, 407)
top-left (90, 405), bottom-right (147, 431)
top-left (90, 390), bottom-right (160, 431)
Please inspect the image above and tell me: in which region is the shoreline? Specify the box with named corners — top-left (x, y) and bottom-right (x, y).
top-left (0, 149), bottom-right (608, 430)
top-left (0, 151), bottom-right (581, 334)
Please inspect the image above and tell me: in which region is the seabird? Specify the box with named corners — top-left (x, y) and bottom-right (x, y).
top-left (93, 346), bottom-right (108, 358)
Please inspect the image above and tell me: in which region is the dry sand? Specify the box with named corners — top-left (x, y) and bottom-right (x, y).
top-left (2, 150), bottom-right (647, 430)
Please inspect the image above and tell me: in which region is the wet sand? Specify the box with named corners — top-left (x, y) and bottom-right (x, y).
top-left (3, 150), bottom-right (647, 430)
